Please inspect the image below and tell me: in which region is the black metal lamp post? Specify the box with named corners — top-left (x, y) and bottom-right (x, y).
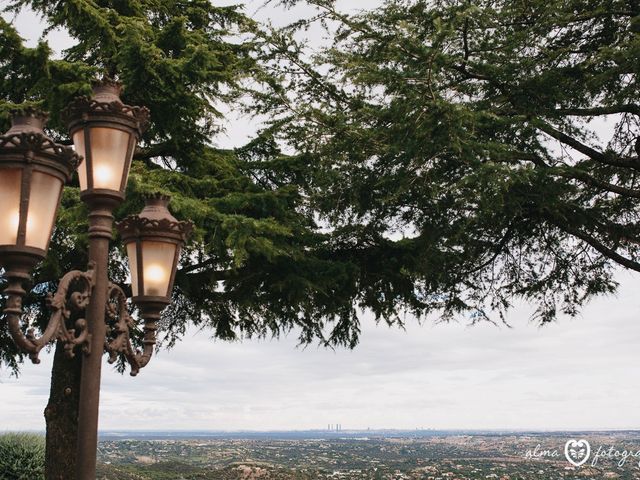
top-left (0, 81), bottom-right (191, 480)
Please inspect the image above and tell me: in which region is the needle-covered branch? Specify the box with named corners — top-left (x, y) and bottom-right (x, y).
top-left (253, 0), bottom-right (640, 326)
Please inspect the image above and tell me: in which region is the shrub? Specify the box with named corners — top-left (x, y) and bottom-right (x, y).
top-left (0, 433), bottom-right (45, 480)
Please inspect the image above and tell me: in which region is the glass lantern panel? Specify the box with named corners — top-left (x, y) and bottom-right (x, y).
top-left (25, 171), bottom-right (63, 250)
top-left (127, 242), bottom-right (140, 297)
top-left (73, 128), bottom-right (132, 191)
top-left (141, 240), bottom-right (177, 297)
top-left (0, 169), bottom-right (22, 246)
top-left (72, 130), bottom-right (88, 190)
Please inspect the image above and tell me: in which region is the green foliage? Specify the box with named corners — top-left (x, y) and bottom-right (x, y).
top-left (0, 0), bottom-right (416, 371)
top-left (2, 0), bottom-right (638, 371)
top-left (0, 433), bottom-right (45, 480)
top-left (256, 0), bottom-right (640, 324)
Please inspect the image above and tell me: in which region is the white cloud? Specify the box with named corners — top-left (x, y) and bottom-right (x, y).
top-left (3, 271), bottom-right (640, 432)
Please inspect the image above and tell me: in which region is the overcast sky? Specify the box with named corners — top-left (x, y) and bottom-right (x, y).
top-left (1, 0), bottom-right (640, 433)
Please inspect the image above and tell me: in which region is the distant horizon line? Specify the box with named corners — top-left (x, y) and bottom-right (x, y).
top-left (6, 427), bottom-right (640, 434)
top-left (106, 428), bottom-right (640, 432)
top-left (23, 427), bottom-right (640, 433)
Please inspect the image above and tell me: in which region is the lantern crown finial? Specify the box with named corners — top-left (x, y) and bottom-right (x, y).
top-left (0, 109), bottom-right (81, 175)
top-left (140, 193), bottom-right (173, 219)
top-left (91, 77), bottom-right (123, 104)
top-left (63, 79), bottom-right (150, 137)
top-left (117, 193), bottom-right (193, 243)
top-left (7, 108), bottom-right (49, 134)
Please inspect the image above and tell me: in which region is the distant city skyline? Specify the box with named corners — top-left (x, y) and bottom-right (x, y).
top-left (96, 431), bottom-right (640, 478)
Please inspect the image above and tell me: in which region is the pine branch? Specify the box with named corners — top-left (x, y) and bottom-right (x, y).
top-left (450, 63), bottom-right (494, 83)
top-left (555, 169), bottom-right (640, 199)
top-left (178, 258), bottom-right (219, 275)
top-left (533, 119), bottom-right (640, 170)
top-left (134, 142), bottom-right (174, 161)
top-left (554, 222), bottom-right (640, 272)
top-left (495, 150), bottom-right (640, 198)
top-left (176, 266), bottom-right (234, 283)
top-left (462, 224), bottom-right (515, 275)
top-left (548, 105), bottom-right (640, 117)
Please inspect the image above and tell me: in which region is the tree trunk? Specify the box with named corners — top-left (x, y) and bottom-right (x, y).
top-left (44, 341), bottom-right (82, 480)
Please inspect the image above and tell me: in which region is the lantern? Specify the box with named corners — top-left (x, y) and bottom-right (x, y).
top-left (0, 110), bottom-right (80, 275)
top-left (65, 79), bottom-right (149, 206)
top-left (117, 194), bottom-right (192, 315)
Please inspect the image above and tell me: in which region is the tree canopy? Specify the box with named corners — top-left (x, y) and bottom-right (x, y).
top-left (256, 0), bottom-right (640, 325)
top-left (0, 0), bottom-right (638, 368)
top-left (0, 0), bottom-right (411, 375)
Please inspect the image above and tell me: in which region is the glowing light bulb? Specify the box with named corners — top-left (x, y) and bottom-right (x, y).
top-left (94, 164), bottom-right (114, 188)
top-left (25, 213), bottom-right (37, 242)
top-left (144, 263), bottom-right (168, 295)
top-left (9, 210), bottom-right (20, 231)
top-left (7, 210), bottom-right (36, 239)
top-left (2, 209), bottom-right (21, 245)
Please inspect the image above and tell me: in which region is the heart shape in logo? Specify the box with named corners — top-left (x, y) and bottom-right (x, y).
top-left (564, 439), bottom-right (591, 467)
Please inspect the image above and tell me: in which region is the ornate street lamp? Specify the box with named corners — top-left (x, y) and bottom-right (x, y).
top-left (0, 110), bottom-right (79, 274)
top-left (63, 80), bottom-right (154, 479)
top-left (0, 80), bottom-right (191, 480)
top-left (115, 194), bottom-right (192, 373)
top-left (0, 109), bottom-right (81, 360)
top-left (119, 194), bottom-right (192, 306)
top-left (66, 78), bottom-right (147, 207)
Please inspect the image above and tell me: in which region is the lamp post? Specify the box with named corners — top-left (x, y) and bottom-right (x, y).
top-left (0, 109), bottom-right (81, 361)
top-left (0, 81), bottom-right (192, 480)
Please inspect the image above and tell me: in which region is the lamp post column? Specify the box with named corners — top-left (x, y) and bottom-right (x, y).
top-left (75, 199), bottom-right (116, 480)
top-left (64, 80), bottom-right (148, 479)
